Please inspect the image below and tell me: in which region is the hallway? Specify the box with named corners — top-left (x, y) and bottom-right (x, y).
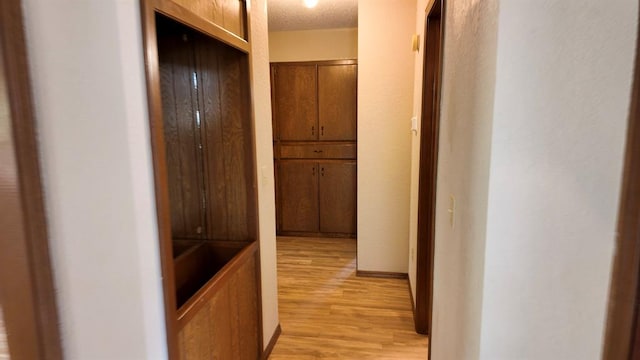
top-left (269, 237), bottom-right (428, 359)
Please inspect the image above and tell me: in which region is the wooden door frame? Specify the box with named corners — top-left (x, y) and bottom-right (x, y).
top-left (415, 0), bottom-right (445, 341)
top-left (0, 1), bottom-right (63, 359)
top-left (602, 5), bottom-right (640, 359)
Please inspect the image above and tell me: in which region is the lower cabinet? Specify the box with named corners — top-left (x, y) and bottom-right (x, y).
top-left (277, 160), bottom-right (356, 235)
top-left (177, 243), bottom-right (261, 360)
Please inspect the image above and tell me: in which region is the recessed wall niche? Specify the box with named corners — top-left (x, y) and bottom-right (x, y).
top-left (143, 5), bottom-right (261, 358)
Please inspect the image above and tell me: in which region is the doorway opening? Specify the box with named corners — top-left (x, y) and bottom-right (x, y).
top-left (415, 0), bottom-right (445, 340)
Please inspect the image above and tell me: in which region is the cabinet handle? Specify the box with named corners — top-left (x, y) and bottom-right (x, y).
top-left (312, 167), bottom-right (316, 176)
top-left (321, 126), bottom-right (324, 136)
top-left (313, 150), bottom-right (324, 153)
top-left (312, 126), bottom-right (315, 136)
top-left (321, 167), bottom-right (324, 176)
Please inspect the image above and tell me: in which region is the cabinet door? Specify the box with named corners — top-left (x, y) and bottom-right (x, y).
top-left (277, 160), bottom-right (319, 232)
top-left (318, 64), bottom-right (357, 141)
top-left (319, 162), bottom-right (356, 234)
top-left (273, 65), bottom-right (318, 141)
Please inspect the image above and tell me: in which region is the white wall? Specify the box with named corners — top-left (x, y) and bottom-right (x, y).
top-left (269, 28), bottom-right (357, 62)
top-left (479, 1), bottom-right (637, 359)
top-left (407, 0), bottom-right (498, 359)
top-left (22, 1), bottom-right (167, 358)
top-left (249, 0), bottom-right (281, 348)
top-left (22, 0), bottom-right (280, 357)
top-left (358, 0), bottom-right (416, 273)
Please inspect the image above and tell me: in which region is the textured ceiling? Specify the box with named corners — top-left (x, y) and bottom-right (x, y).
top-left (267, 0), bottom-right (358, 31)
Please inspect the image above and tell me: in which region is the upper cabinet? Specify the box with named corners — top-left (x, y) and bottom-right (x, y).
top-left (273, 65), bottom-right (318, 141)
top-left (172, 0), bottom-right (247, 40)
top-left (272, 61), bottom-right (357, 141)
top-left (318, 64), bottom-right (357, 141)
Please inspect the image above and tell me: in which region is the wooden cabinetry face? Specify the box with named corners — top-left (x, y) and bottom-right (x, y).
top-left (272, 60), bottom-right (357, 237)
top-left (318, 65), bottom-right (357, 141)
top-left (277, 161), bottom-right (320, 232)
top-left (273, 65), bottom-right (318, 141)
top-left (319, 162), bottom-right (357, 234)
top-left (172, 0), bottom-right (247, 40)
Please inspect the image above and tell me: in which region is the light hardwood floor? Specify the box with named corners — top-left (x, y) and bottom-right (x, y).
top-left (269, 237), bottom-right (428, 359)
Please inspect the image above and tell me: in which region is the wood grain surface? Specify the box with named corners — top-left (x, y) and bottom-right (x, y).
top-left (269, 237), bottom-right (428, 359)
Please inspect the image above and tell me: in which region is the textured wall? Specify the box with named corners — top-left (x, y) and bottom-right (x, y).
top-left (357, 0), bottom-right (416, 273)
top-left (480, 1), bottom-right (637, 359)
top-left (248, 0), bottom-right (281, 348)
top-left (22, 0), bottom-right (167, 358)
top-left (269, 28), bottom-right (358, 62)
top-left (22, 0), bottom-right (281, 357)
top-left (407, 0), bottom-right (499, 359)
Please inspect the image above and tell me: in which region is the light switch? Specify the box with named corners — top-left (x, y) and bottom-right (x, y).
top-left (411, 116), bottom-right (418, 134)
top-left (448, 195), bottom-right (456, 228)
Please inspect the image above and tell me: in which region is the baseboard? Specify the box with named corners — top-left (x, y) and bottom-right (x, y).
top-left (356, 270), bottom-right (408, 279)
top-left (262, 324), bottom-right (282, 360)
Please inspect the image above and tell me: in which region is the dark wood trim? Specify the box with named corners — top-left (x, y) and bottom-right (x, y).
top-left (356, 270), bottom-right (408, 280)
top-left (270, 59), bottom-right (358, 66)
top-left (139, 2), bottom-right (180, 357)
top-left (261, 324), bottom-right (282, 360)
top-left (152, 0), bottom-right (250, 53)
top-left (416, 0), bottom-right (445, 340)
top-left (0, 1), bottom-right (63, 359)
top-left (602, 6), bottom-right (640, 359)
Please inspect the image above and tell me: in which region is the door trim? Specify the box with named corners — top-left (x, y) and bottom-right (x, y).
top-left (602, 5), bottom-right (640, 359)
top-left (415, 0), bottom-right (445, 341)
top-left (0, 1), bottom-right (63, 359)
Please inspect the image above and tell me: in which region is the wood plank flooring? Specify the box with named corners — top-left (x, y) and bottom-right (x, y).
top-left (269, 237), bottom-right (428, 359)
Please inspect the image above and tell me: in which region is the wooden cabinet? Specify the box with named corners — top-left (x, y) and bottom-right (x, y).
top-left (272, 65), bottom-right (317, 141)
top-left (272, 62), bottom-right (357, 142)
top-left (277, 161), bottom-right (319, 232)
top-left (143, 5), bottom-right (261, 359)
top-left (272, 60), bottom-right (357, 238)
top-left (318, 65), bottom-right (357, 141)
top-left (276, 160), bottom-right (356, 235)
top-left (319, 162), bottom-right (357, 234)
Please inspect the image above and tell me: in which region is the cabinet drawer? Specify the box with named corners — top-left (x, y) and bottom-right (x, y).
top-left (279, 144), bottom-right (356, 159)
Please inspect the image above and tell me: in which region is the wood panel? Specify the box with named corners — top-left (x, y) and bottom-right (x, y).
top-left (171, 0), bottom-right (246, 39)
top-left (318, 64), bottom-right (357, 141)
top-left (278, 143), bottom-right (356, 159)
top-left (218, 43), bottom-right (252, 240)
top-left (178, 250), bottom-right (260, 360)
top-left (277, 160), bottom-right (319, 232)
top-left (319, 162), bottom-right (356, 234)
top-left (158, 30), bottom-right (206, 239)
top-left (196, 35), bottom-right (229, 240)
top-left (273, 65), bottom-right (318, 141)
